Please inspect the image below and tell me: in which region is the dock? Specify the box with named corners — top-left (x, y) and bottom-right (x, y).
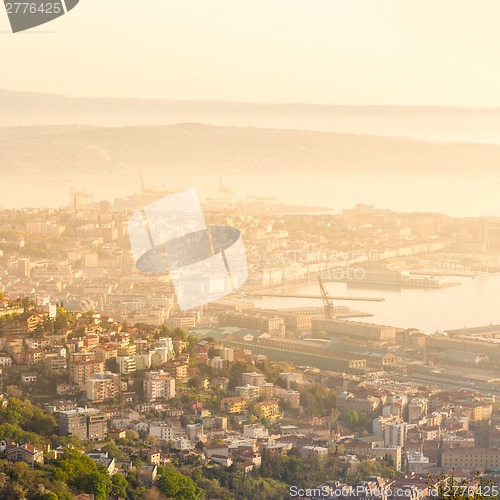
top-left (246, 292), bottom-right (384, 302)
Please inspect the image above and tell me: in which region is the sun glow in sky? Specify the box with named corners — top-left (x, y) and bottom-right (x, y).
top-left (3, 0), bottom-right (500, 106)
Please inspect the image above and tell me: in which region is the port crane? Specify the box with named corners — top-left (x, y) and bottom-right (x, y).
top-left (219, 177), bottom-right (233, 203)
top-left (318, 276), bottom-right (336, 319)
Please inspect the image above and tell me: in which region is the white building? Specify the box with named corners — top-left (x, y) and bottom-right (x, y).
top-left (149, 423), bottom-right (179, 441)
top-left (0, 355), bottom-right (12, 367)
top-left (384, 422), bottom-right (408, 447)
top-left (173, 437), bottom-right (192, 451)
top-left (408, 398), bottom-right (428, 423)
top-left (151, 347), bottom-right (170, 364)
top-left (144, 370), bottom-right (176, 401)
top-left (407, 450), bottom-right (430, 474)
top-left (235, 384), bottom-right (260, 401)
top-left (242, 372), bottom-right (266, 386)
top-left (300, 446), bottom-right (328, 459)
top-left (133, 353), bottom-right (152, 371)
top-left (211, 356), bottom-right (225, 371)
top-left (116, 356), bottom-right (136, 375)
top-left (243, 424), bottom-right (269, 439)
top-left (373, 415), bottom-right (401, 437)
top-left (186, 423), bottom-right (205, 443)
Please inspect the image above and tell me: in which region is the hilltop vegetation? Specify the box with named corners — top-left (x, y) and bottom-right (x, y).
top-left (2, 124), bottom-right (500, 177)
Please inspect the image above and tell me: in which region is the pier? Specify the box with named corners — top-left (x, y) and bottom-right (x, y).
top-left (246, 292), bottom-right (384, 302)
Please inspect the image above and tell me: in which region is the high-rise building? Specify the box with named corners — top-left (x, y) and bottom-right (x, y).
top-left (58, 407), bottom-right (107, 442)
top-left (17, 258), bottom-right (30, 278)
top-left (384, 422), bottom-right (407, 447)
top-left (242, 372), bottom-right (266, 386)
top-left (164, 361), bottom-right (188, 384)
top-left (70, 360), bottom-right (105, 389)
top-left (235, 384), bottom-right (260, 401)
top-left (143, 370), bottom-right (176, 401)
top-left (149, 422), bottom-right (181, 441)
top-left (86, 371), bottom-right (121, 402)
top-left (116, 356), bottom-right (136, 375)
top-left (283, 390), bottom-right (301, 409)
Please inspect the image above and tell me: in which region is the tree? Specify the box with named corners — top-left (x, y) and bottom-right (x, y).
top-left (156, 465), bottom-right (203, 500)
top-left (102, 442), bottom-right (127, 461)
top-left (125, 429), bottom-right (139, 441)
top-left (37, 493), bottom-right (59, 500)
top-left (345, 410), bottom-right (359, 428)
top-left (298, 383), bottom-right (337, 417)
top-left (50, 449), bottom-right (112, 500)
top-left (111, 473), bottom-right (129, 498)
top-left (105, 357), bottom-right (119, 373)
top-left (145, 434), bottom-right (157, 447)
top-left (54, 307), bottom-right (71, 331)
top-left (173, 328), bottom-right (188, 342)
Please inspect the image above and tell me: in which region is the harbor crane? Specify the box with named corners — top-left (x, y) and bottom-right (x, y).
top-left (319, 276), bottom-right (336, 319)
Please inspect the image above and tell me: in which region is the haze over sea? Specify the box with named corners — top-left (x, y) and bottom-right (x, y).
top-left (2, 173), bottom-right (500, 217)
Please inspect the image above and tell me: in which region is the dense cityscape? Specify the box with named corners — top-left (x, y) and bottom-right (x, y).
top-left (3, 2), bottom-right (500, 499)
top-left (0, 193), bottom-right (499, 499)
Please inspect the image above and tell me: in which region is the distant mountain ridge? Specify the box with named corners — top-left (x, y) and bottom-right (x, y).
top-left (2, 123), bottom-right (500, 176)
top-left (2, 89), bottom-right (500, 143)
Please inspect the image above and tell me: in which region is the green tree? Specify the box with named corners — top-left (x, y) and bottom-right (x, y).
top-left (50, 449), bottom-right (112, 500)
top-left (345, 410), bottom-right (359, 428)
top-left (37, 492), bottom-right (59, 500)
top-left (156, 464), bottom-right (203, 500)
top-left (111, 473), bottom-right (129, 498)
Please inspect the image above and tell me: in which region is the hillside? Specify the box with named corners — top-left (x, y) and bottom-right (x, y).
top-left (3, 89), bottom-right (500, 142)
top-left (1, 123), bottom-right (499, 177)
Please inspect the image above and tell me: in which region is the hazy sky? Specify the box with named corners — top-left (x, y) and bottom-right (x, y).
top-left (3, 0), bottom-right (500, 106)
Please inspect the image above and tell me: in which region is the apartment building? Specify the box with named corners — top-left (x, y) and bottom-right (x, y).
top-left (164, 361), bottom-right (188, 384)
top-left (149, 422), bottom-right (182, 441)
top-left (254, 400), bottom-right (281, 420)
top-left (221, 397), bottom-right (248, 414)
top-left (235, 384), bottom-right (260, 401)
top-left (242, 372), bottom-right (266, 386)
top-left (86, 371), bottom-right (121, 402)
top-left (58, 407), bottom-right (108, 442)
top-left (45, 355), bottom-right (67, 374)
top-left (116, 356), bottom-right (136, 375)
top-left (70, 360), bottom-right (105, 388)
top-left (283, 390), bottom-right (301, 409)
top-left (143, 370), bottom-right (176, 402)
top-left (336, 392), bottom-right (381, 417)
